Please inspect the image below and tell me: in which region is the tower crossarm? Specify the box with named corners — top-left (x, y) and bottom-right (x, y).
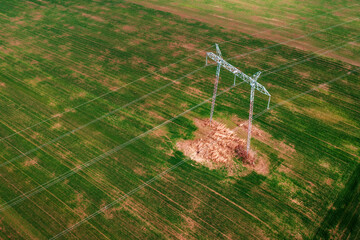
top-left (254, 82), bottom-right (270, 96)
top-left (206, 52), bottom-right (271, 98)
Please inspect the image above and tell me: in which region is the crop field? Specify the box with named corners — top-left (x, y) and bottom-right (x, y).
top-left (0, 0), bottom-right (359, 239)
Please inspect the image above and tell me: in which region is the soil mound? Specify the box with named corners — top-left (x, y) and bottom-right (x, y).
top-left (176, 119), bottom-right (254, 169)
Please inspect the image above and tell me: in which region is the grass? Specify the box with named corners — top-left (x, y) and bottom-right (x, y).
top-left (129, 0), bottom-right (360, 65)
top-left (0, 0), bottom-right (359, 239)
top-left (314, 164), bottom-right (360, 239)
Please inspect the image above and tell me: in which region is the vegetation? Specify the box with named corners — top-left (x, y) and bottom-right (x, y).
top-left (0, 0), bottom-right (358, 239)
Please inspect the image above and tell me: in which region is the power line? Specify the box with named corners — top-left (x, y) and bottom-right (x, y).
top-left (0, 19), bottom-right (355, 170)
top-left (50, 68), bottom-right (359, 240)
top-left (0, 37), bottom-right (356, 214)
top-left (0, 5), bottom-right (357, 142)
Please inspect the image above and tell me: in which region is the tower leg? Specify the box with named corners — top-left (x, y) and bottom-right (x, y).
top-left (210, 63), bottom-right (221, 125)
top-left (267, 95), bottom-right (271, 109)
top-left (246, 83), bottom-right (256, 156)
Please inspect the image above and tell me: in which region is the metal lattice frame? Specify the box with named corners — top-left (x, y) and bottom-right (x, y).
top-left (206, 43), bottom-right (271, 155)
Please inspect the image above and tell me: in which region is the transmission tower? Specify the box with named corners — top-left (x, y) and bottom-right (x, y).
top-left (206, 43), bottom-right (271, 155)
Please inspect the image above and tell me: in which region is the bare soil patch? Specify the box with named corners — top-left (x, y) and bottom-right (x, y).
top-left (316, 83), bottom-right (330, 94)
top-left (235, 119), bottom-right (272, 142)
top-left (176, 115), bottom-right (300, 177)
top-left (23, 157), bottom-right (39, 167)
top-left (133, 166), bottom-right (147, 176)
top-left (9, 39), bottom-right (22, 46)
top-left (176, 119), bottom-right (268, 175)
top-left (33, 13), bottom-right (44, 21)
top-left (81, 13), bottom-right (106, 23)
top-left (298, 71), bottom-right (311, 79)
top-left (51, 122), bottom-right (62, 130)
top-left (177, 118), bottom-right (244, 165)
top-left (0, 46), bottom-right (14, 55)
top-left (122, 25), bottom-right (136, 33)
top-left (130, 56), bottom-right (147, 66)
top-left (70, 91), bottom-right (87, 100)
top-left (343, 144), bottom-right (358, 153)
top-left (325, 178), bottom-right (334, 186)
top-left (148, 111), bottom-right (166, 121)
top-left (71, 192), bottom-right (91, 219)
top-left (26, 77), bottom-right (43, 87)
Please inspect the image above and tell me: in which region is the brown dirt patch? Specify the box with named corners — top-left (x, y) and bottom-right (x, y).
top-left (71, 192), bottom-right (91, 219)
top-left (116, 3), bottom-right (128, 8)
top-left (186, 87), bottom-right (205, 97)
top-left (159, 56), bottom-right (167, 62)
top-left (182, 43), bottom-right (196, 51)
top-left (109, 86), bottom-right (119, 91)
top-left (33, 13), bottom-right (44, 21)
top-left (81, 13), bottom-right (106, 23)
top-left (277, 141), bottom-right (296, 159)
top-left (150, 127), bottom-right (168, 138)
top-left (253, 155), bottom-right (270, 175)
top-left (23, 157), bottom-right (39, 167)
top-left (290, 198), bottom-right (302, 206)
top-left (49, 101), bottom-right (57, 107)
top-left (182, 215), bottom-right (197, 232)
top-left (320, 161), bottom-right (330, 169)
top-left (147, 66), bottom-right (156, 72)
top-left (100, 198), bottom-right (131, 220)
top-left (133, 166), bottom-right (147, 176)
top-left (100, 201), bottom-right (114, 219)
top-left (30, 60), bottom-right (39, 65)
top-left (75, 5), bottom-right (87, 10)
top-left (236, 121), bottom-right (271, 142)
top-left (26, 77), bottom-right (43, 87)
top-left (51, 122), bottom-right (62, 130)
top-left (177, 119), bottom-right (245, 167)
top-left (325, 178), bottom-right (334, 186)
top-left (318, 83), bottom-right (330, 91)
top-left (115, 46), bottom-right (126, 51)
top-left (130, 56), bottom-right (147, 65)
top-left (343, 144), bottom-right (358, 153)
top-left (65, 108), bottom-right (77, 113)
top-left (148, 111), bottom-right (166, 121)
top-left (231, 116), bottom-right (272, 141)
top-left (233, 116), bottom-right (297, 161)
top-left (122, 25), bottom-right (137, 32)
top-left (314, 83), bottom-right (331, 96)
top-left (31, 132), bottom-right (41, 140)
top-left (77, 91), bottom-right (87, 98)
top-left (52, 113), bottom-right (63, 118)
top-left (15, 21), bottom-right (25, 25)
top-left (278, 164), bottom-right (292, 174)
top-left (160, 66), bottom-right (169, 74)
top-left (176, 119), bottom-right (269, 175)
top-left (298, 71), bottom-right (310, 79)
top-left (0, 46), bottom-right (13, 55)
top-left (177, 115), bottom-right (301, 176)
top-left (9, 39), bottom-right (22, 46)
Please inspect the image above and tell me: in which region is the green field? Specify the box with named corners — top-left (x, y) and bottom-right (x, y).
top-left (0, 0), bottom-right (359, 239)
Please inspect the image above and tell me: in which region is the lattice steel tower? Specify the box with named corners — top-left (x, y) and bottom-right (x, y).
top-left (206, 44), bottom-right (271, 155)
